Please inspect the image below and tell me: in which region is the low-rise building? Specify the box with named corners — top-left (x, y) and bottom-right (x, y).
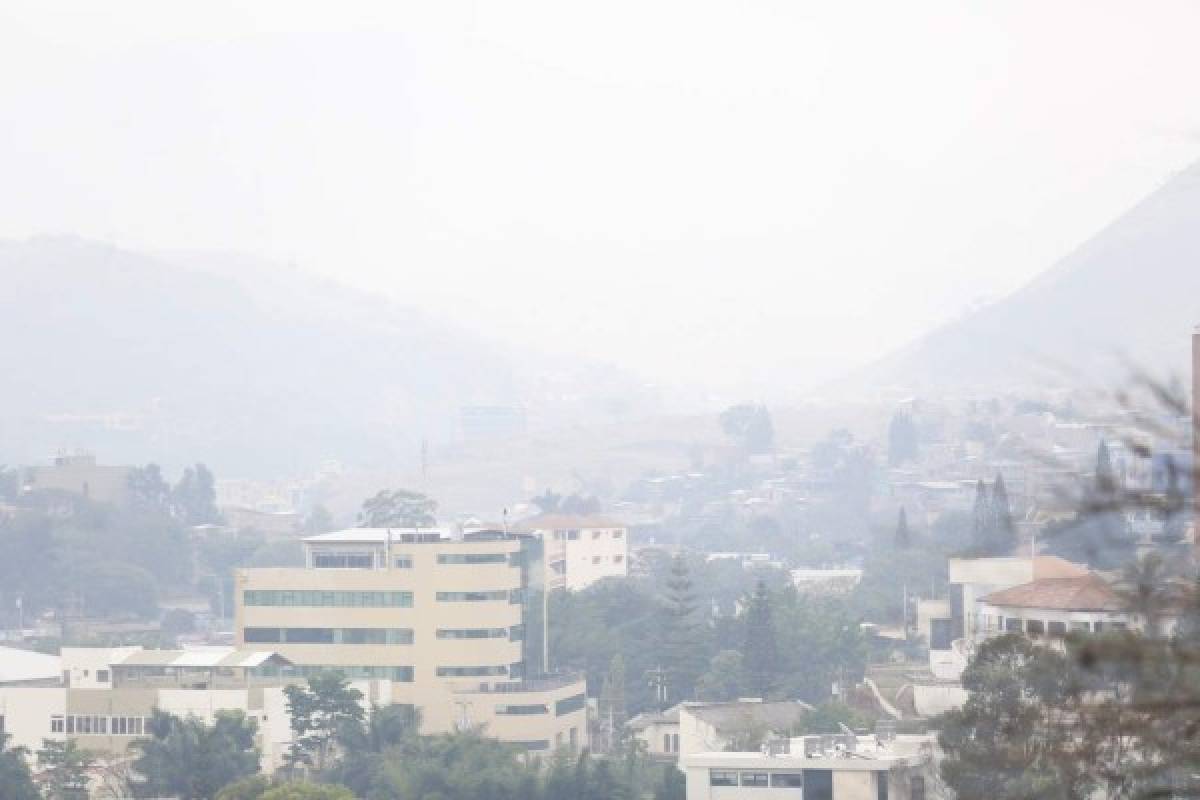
top-left (519, 514), bottom-right (629, 591)
top-left (682, 733), bottom-right (933, 800)
top-left (976, 572), bottom-right (1132, 640)
top-left (0, 646), bottom-right (323, 771)
top-left (25, 453), bottom-right (133, 506)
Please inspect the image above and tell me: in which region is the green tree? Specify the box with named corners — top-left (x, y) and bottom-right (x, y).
top-left (259, 783), bottom-right (355, 800)
top-left (283, 672), bottom-right (365, 772)
top-left (660, 555), bottom-right (707, 704)
top-left (742, 580), bottom-right (779, 698)
top-left (719, 404), bottom-right (775, 454)
top-left (970, 479), bottom-right (992, 553)
top-left (130, 709), bottom-right (259, 800)
top-left (937, 635), bottom-right (1090, 800)
top-left (37, 738), bottom-right (95, 800)
top-left (215, 774), bottom-right (271, 800)
top-left (127, 464), bottom-right (172, 513)
top-left (990, 473), bottom-right (1016, 554)
top-left (0, 732), bottom-right (38, 800)
top-left (173, 463), bottom-right (220, 524)
top-left (652, 763), bottom-right (686, 800)
top-left (302, 504), bottom-right (335, 535)
top-left (695, 649), bottom-right (747, 701)
top-left (358, 489), bottom-right (437, 528)
top-left (895, 506), bottom-right (911, 549)
top-left (598, 654), bottom-right (629, 751)
top-left (72, 560), bottom-right (159, 619)
top-left (793, 702), bottom-right (870, 734)
top-left (327, 704), bottom-right (421, 796)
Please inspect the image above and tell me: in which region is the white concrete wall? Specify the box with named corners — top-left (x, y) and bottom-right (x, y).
top-left (0, 687), bottom-right (65, 752)
top-left (833, 770), bottom-right (877, 800)
top-left (913, 685), bottom-right (968, 716)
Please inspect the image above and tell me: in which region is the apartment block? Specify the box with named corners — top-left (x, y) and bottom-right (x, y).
top-left (235, 528), bottom-right (588, 754)
top-left (519, 514), bottom-right (629, 591)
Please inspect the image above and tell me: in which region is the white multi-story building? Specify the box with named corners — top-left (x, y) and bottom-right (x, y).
top-left (519, 514), bottom-right (629, 591)
top-left (682, 733), bottom-right (933, 800)
top-left (235, 527), bottom-right (589, 755)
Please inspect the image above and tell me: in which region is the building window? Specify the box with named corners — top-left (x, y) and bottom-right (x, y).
top-left (437, 628), bottom-right (508, 640)
top-left (436, 590), bottom-right (510, 602)
top-left (910, 775), bottom-right (925, 800)
top-left (496, 704), bottom-right (548, 716)
top-left (96, 669), bottom-right (110, 683)
top-left (566, 530), bottom-right (580, 541)
top-left (1004, 617), bottom-right (1022, 633)
top-left (312, 551), bottom-right (376, 569)
top-left (509, 625), bottom-right (525, 641)
top-left (50, 715), bottom-right (64, 733)
top-left (1070, 621), bottom-right (1090, 632)
top-left (612, 530), bottom-right (623, 538)
top-left (878, 771), bottom-right (889, 800)
top-left (770, 773), bottom-right (804, 788)
top-left (436, 665), bottom-right (508, 677)
top-left (710, 771), bottom-right (738, 787)
top-left (555, 693), bottom-right (586, 716)
top-left (570, 727), bottom-right (578, 750)
top-left (438, 553), bottom-right (508, 564)
top-left (592, 531), bottom-right (602, 539)
top-left (1048, 621), bottom-right (1067, 636)
top-left (393, 556), bottom-right (413, 568)
top-left (740, 772), bottom-right (769, 787)
top-left (592, 556), bottom-right (602, 565)
top-left (804, 770), bottom-right (833, 800)
top-left (511, 740), bottom-right (551, 751)
top-left (244, 627), bottom-right (283, 643)
top-left (243, 590), bottom-right (411, 608)
top-left (1026, 619), bottom-right (1046, 636)
top-left (613, 555), bottom-right (624, 564)
top-left (663, 733), bottom-right (672, 753)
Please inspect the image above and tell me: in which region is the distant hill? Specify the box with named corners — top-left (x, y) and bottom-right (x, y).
top-left (0, 237), bottom-right (523, 475)
top-left (863, 161), bottom-right (1200, 394)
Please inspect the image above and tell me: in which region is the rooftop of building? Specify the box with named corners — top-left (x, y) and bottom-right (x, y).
top-left (681, 699), bottom-right (815, 732)
top-left (0, 645), bottom-right (61, 684)
top-left (683, 733), bottom-right (932, 770)
top-left (113, 647), bottom-right (293, 669)
top-left (982, 572), bottom-right (1123, 612)
top-left (303, 527), bottom-right (526, 545)
top-left (515, 513), bottom-right (626, 530)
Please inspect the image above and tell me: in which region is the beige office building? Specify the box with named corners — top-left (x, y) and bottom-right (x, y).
top-left (235, 528), bottom-right (588, 754)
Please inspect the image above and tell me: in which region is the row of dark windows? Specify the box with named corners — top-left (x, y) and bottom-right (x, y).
top-left (248, 664), bottom-right (415, 682)
top-left (555, 693), bottom-right (586, 716)
top-left (51, 715), bottom-right (149, 736)
top-left (243, 627), bottom-right (414, 645)
top-left (243, 590), bottom-right (413, 608)
top-left (437, 626), bottom-right (523, 640)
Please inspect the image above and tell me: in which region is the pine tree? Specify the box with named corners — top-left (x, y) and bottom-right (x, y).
top-left (895, 506), bottom-right (911, 549)
top-left (971, 479), bottom-right (993, 553)
top-left (660, 556), bottom-right (707, 704)
top-left (742, 580), bottom-right (779, 699)
top-left (990, 474), bottom-right (1016, 555)
top-left (887, 412), bottom-right (919, 466)
top-left (598, 655), bottom-right (628, 752)
top-left (1095, 440), bottom-right (1115, 495)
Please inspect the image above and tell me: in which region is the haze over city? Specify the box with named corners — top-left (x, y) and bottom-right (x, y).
top-left (3, 1), bottom-right (1200, 393)
top-left (4, 5), bottom-right (1200, 800)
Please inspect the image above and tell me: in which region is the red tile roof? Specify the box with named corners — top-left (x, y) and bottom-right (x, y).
top-left (982, 573), bottom-right (1123, 612)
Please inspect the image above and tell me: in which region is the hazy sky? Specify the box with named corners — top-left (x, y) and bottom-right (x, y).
top-left (2, 1), bottom-right (1198, 396)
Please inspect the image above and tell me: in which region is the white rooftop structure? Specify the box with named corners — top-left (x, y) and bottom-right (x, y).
top-left (0, 645), bottom-right (61, 686)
